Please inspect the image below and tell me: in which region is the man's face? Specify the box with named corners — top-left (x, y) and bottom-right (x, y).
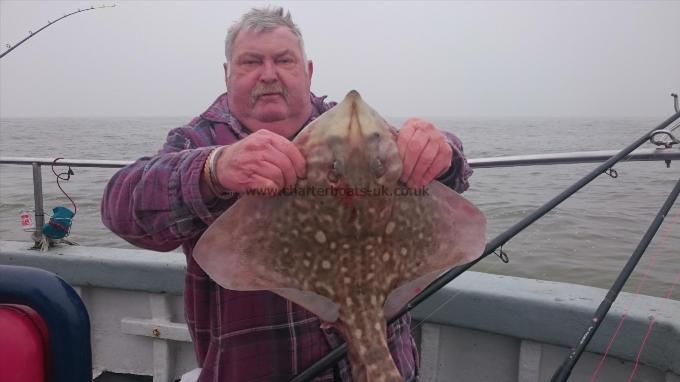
top-left (226, 26), bottom-right (313, 132)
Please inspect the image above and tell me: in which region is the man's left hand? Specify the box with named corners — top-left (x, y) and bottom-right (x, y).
top-left (397, 118), bottom-right (453, 189)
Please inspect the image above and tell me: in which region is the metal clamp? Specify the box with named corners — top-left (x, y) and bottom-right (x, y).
top-left (649, 130), bottom-right (679, 148)
top-left (648, 93), bottom-right (679, 148)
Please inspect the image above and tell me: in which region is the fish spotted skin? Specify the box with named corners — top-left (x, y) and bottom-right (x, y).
top-left (194, 90), bottom-right (487, 381)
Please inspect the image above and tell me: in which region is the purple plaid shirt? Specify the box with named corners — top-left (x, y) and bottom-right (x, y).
top-left (101, 92), bottom-right (472, 382)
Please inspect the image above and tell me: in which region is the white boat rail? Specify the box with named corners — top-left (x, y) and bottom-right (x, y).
top-left (1, 147), bottom-right (679, 168)
top-left (2, 147), bottom-right (679, 247)
top-left (1, 147), bottom-right (679, 381)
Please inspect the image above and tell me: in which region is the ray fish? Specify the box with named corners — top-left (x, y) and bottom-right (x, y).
top-left (194, 90), bottom-right (487, 381)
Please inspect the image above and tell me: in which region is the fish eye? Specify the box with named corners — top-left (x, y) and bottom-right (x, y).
top-left (370, 157), bottom-right (386, 178)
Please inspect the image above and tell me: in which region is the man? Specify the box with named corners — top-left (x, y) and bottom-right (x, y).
top-left (102, 7), bottom-right (472, 382)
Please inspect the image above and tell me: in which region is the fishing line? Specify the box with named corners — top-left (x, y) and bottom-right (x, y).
top-left (0, 4), bottom-right (116, 59)
top-left (592, 209), bottom-right (680, 370)
top-left (564, 115), bottom-right (680, 382)
top-left (588, 207), bottom-right (680, 382)
top-left (578, 138), bottom-right (672, 381)
top-left (625, 271), bottom-right (680, 381)
top-left (581, 115), bottom-right (680, 381)
top-left (628, 319), bottom-right (657, 381)
top-left (410, 250), bottom-right (507, 333)
top-left (551, 178), bottom-right (680, 382)
top-left (626, 256), bottom-right (680, 381)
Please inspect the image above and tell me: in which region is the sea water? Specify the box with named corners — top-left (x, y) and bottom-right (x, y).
top-left (1, 115), bottom-right (678, 299)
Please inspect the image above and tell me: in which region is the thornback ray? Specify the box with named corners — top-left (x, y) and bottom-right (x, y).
top-left (194, 90), bottom-right (487, 381)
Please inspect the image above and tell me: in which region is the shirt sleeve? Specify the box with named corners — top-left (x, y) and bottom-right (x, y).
top-left (101, 127), bottom-right (234, 251)
top-left (435, 131), bottom-right (473, 194)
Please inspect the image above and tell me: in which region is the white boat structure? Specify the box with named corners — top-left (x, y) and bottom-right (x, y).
top-left (1, 111), bottom-right (680, 382)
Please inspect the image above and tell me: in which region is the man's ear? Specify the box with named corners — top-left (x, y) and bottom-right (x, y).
top-left (223, 62), bottom-right (230, 88)
top-left (307, 60), bottom-right (314, 80)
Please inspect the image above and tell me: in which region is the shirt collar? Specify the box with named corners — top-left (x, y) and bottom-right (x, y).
top-left (199, 92), bottom-right (335, 140)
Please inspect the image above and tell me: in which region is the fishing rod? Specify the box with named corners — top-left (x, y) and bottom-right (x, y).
top-left (550, 177), bottom-right (680, 382)
top-left (0, 4), bottom-right (116, 60)
top-left (289, 109), bottom-right (680, 382)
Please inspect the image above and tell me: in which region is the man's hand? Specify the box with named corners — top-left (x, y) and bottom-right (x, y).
top-left (397, 118), bottom-right (453, 189)
top-left (214, 130), bottom-right (306, 194)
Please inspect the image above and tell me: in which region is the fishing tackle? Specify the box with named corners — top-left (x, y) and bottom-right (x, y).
top-left (649, 94), bottom-right (680, 169)
top-left (0, 4), bottom-right (116, 59)
top-left (550, 178), bottom-right (680, 382)
top-left (494, 246), bottom-right (509, 263)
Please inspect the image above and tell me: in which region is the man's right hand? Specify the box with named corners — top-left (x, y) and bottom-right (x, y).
top-left (213, 130), bottom-right (306, 195)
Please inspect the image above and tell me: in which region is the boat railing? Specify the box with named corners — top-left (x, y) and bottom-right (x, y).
top-left (1, 146), bottom-right (679, 247)
top-left (2, 136), bottom-right (680, 381)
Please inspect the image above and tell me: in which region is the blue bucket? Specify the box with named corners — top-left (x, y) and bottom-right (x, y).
top-left (42, 206), bottom-right (74, 239)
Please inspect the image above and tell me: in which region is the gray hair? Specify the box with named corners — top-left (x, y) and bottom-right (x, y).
top-left (225, 6), bottom-right (307, 64)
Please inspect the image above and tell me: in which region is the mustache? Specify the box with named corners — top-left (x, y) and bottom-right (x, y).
top-left (251, 83), bottom-right (288, 104)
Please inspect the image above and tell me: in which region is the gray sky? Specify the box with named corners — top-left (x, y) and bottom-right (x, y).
top-left (0, 1), bottom-right (678, 118)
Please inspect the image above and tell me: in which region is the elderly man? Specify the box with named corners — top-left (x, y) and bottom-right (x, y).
top-left (102, 7), bottom-right (471, 382)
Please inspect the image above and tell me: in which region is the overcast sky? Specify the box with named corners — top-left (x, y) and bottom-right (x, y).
top-left (0, 1), bottom-right (678, 118)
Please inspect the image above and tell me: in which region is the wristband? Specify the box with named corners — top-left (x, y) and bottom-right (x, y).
top-left (204, 147), bottom-right (235, 200)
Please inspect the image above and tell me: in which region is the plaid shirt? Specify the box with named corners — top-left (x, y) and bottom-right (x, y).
top-left (101, 92), bottom-right (472, 382)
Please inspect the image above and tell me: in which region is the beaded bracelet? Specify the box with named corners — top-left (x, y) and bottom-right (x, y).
top-left (203, 146), bottom-right (235, 200)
